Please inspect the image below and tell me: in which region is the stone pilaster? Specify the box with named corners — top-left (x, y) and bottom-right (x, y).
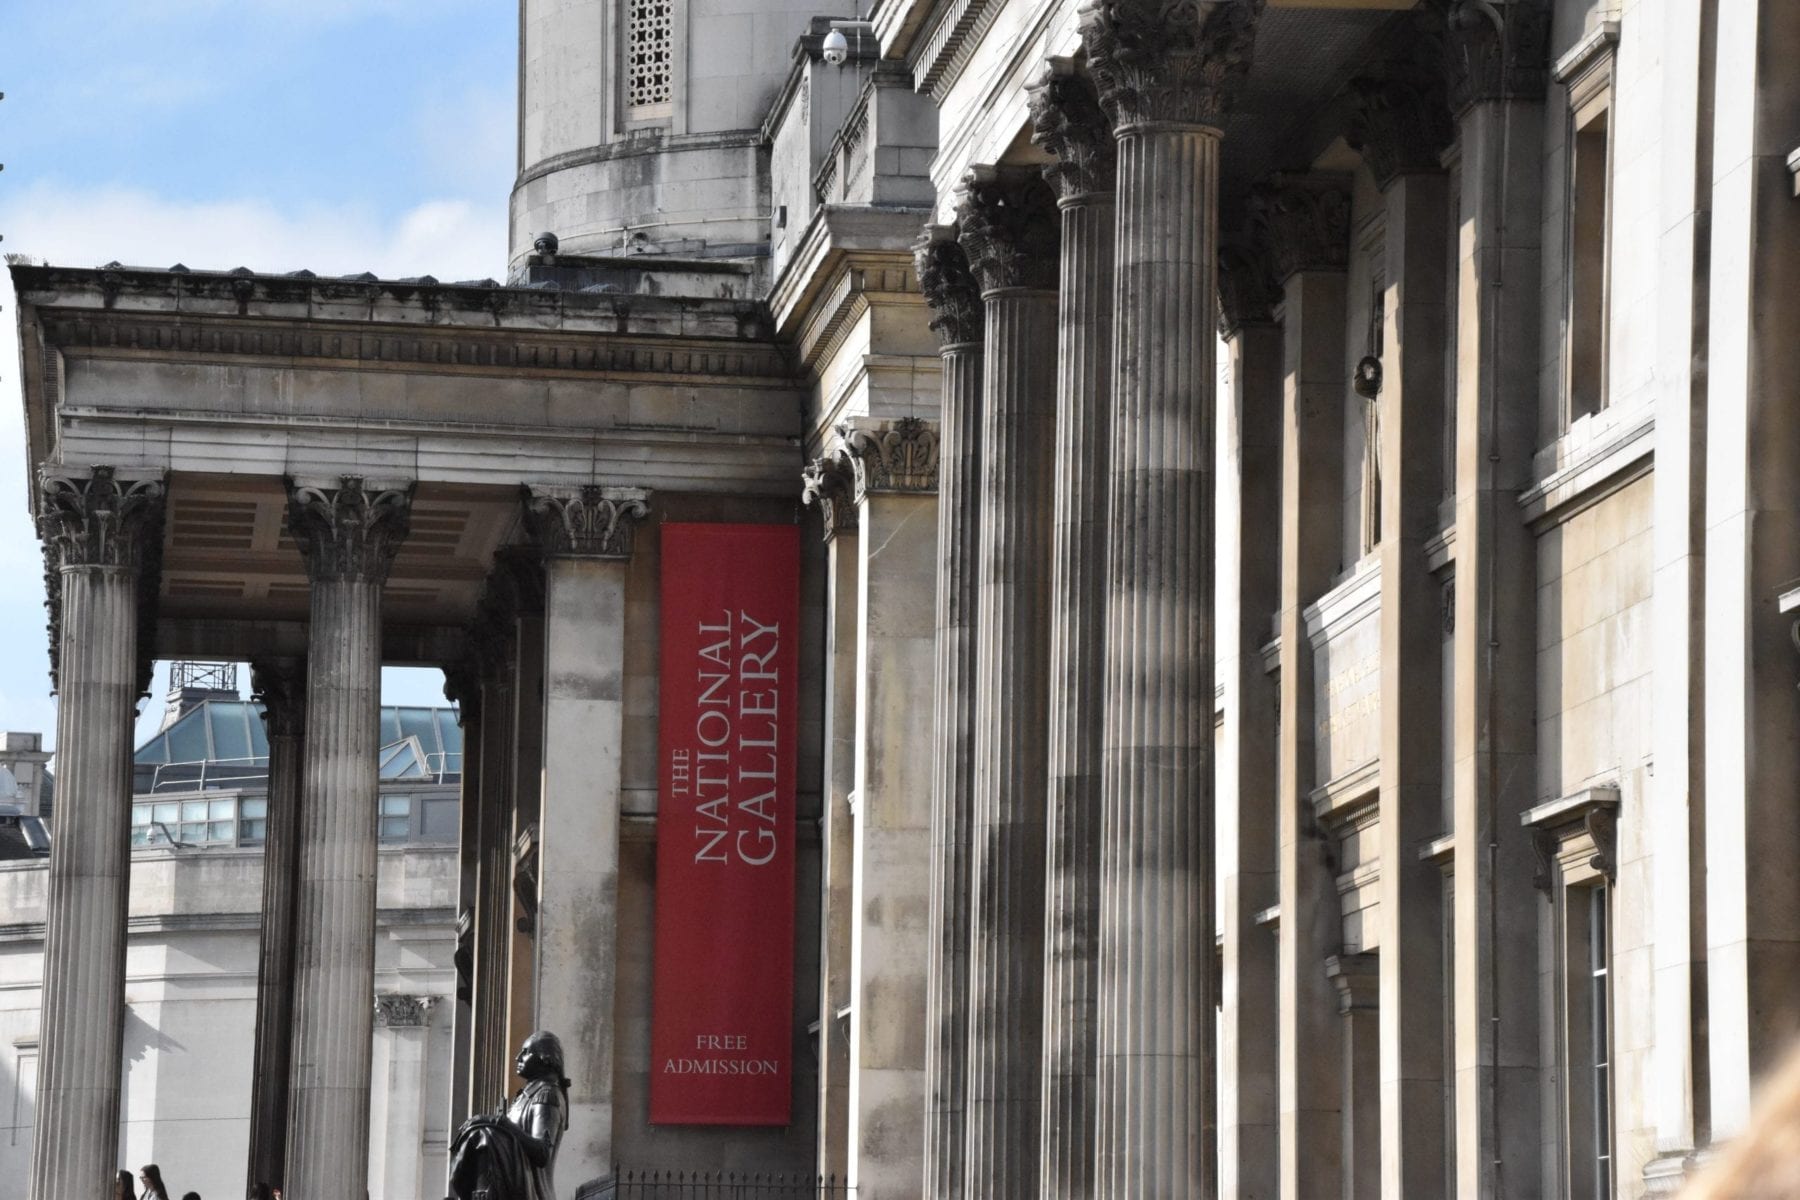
top-left (1371, 156), bottom-right (1452, 1197)
top-left (803, 446), bottom-right (860, 1180)
top-left (1028, 57), bottom-right (1115, 1200)
top-left (369, 995), bottom-right (438, 1200)
top-left (27, 467), bottom-right (163, 1200)
top-left (1216, 236), bottom-right (1281, 1200)
top-left (954, 164), bottom-right (1059, 1199)
top-left (1327, 954), bottom-right (1381, 1200)
top-left (1257, 171), bottom-right (1352, 1200)
top-left (281, 476), bottom-right (412, 1198)
top-left (1444, 14), bottom-right (1548, 1190)
top-left (913, 221), bottom-right (985, 1200)
top-left (246, 657), bottom-right (306, 1195)
top-left (522, 484), bottom-right (651, 1186)
top-left (835, 418), bottom-right (939, 1199)
top-left (1078, 1), bottom-right (1260, 1193)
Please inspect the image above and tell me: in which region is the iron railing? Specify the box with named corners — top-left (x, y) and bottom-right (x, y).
top-left (589, 1170), bottom-right (854, 1199)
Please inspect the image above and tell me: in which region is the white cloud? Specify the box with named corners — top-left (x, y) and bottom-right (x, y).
top-left (0, 181), bottom-right (509, 749)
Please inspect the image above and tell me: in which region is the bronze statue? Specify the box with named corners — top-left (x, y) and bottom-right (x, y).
top-left (448, 1030), bottom-right (570, 1200)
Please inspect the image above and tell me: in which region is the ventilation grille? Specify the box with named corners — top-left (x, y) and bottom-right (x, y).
top-left (627, 0), bottom-right (673, 112)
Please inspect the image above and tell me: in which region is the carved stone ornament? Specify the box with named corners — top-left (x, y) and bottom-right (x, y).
top-left (250, 658), bottom-right (307, 739)
top-left (442, 658), bottom-right (481, 727)
top-left (954, 166), bottom-right (1062, 295)
top-left (1078, 0), bottom-right (1262, 131)
top-left (285, 476), bottom-right (413, 585)
top-left (1216, 237), bottom-right (1278, 336)
top-left (522, 484), bottom-right (651, 559)
top-left (912, 223), bottom-right (986, 348)
top-left (1028, 59), bottom-right (1118, 202)
top-left (373, 993), bottom-right (437, 1028)
top-left (801, 449), bottom-right (859, 542)
top-left (1346, 74), bottom-right (1455, 190)
top-left (1439, 0), bottom-right (1551, 115)
top-left (1248, 172), bottom-right (1353, 283)
top-left (38, 467), bottom-right (165, 573)
top-left (838, 416), bottom-right (941, 499)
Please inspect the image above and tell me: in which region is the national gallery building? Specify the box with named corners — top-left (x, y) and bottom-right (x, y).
top-left (5, 0), bottom-right (1797, 1196)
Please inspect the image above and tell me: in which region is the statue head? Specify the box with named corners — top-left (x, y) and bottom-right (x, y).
top-left (516, 1030), bottom-right (567, 1083)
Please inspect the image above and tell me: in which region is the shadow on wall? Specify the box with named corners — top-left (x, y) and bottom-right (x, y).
top-left (123, 1006), bottom-right (187, 1066)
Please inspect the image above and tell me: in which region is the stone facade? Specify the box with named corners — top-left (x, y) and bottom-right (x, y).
top-left (9, 0), bottom-right (1800, 1196)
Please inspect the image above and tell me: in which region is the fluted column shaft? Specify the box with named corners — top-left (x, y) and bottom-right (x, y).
top-left (29, 469), bottom-right (161, 1200)
top-left (1092, 124), bottom-right (1221, 1198)
top-left (282, 478), bottom-right (410, 1197)
top-left (963, 284), bottom-right (1058, 1198)
top-left (247, 660), bottom-right (306, 1194)
top-left (470, 653), bottom-right (515, 1109)
top-left (1039, 193), bottom-right (1113, 1199)
top-left (915, 225), bottom-right (985, 1200)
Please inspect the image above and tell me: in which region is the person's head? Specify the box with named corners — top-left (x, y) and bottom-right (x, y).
top-left (181, 1193), bottom-right (200, 1200)
top-left (515, 1030), bottom-right (566, 1082)
top-left (139, 1165), bottom-right (166, 1196)
top-left (249, 1184), bottom-right (271, 1200)
top-left (116, 1170), bottom-right (137, 1200)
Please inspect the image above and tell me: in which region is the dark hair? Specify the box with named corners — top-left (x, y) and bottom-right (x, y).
top-left (250, 1185), bottom-right (272, 1200)
top-left (116, 1171), bottom-right (137, 1200)
top-left (181, 1193), bottom-right (201, 1200)
top-left (139, 1165), bottom-right (169, 1200)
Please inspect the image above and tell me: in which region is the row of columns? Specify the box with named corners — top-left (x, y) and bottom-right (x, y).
top-left (26, 467), bottom-right (646, 1200)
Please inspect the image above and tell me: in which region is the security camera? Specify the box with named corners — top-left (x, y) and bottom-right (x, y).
top-left (822, 28), bottom-right (849, 65)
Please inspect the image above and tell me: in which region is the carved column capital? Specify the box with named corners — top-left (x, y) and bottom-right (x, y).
top-left (1345, 26), bottom-right (1455, 191)
top-left (837, 416), bottom-right (941, 500)
top-left (38, 467), bottom-right (166, 573)
top-left (1440, 0), bottom-right (1550, 114)
top-left (521, 485), bottom-right (651, 559)
top-left (1217, 237), bottom-right (1279, 336)
top-left (285, 477), bottom-right (413, 585)
top-left (1078, 0), bottom-right (1262, 131)
top-left (913, 224), bottom-right (986, 347)
top-left (1248, 172), bottom-right (1353, 283)
top-left (955, 166), bottom-right (1061, 294)
top-left (1028, 59), bottom-right (1117, 202)
top-left (373, 993), bottom-right (437, 1029)
top-left (250, 657), bottom-right (307, 739)
top-left (801, 449), bottom-right (859, 542)
top-left (441, 659), bottom-right (480, 726)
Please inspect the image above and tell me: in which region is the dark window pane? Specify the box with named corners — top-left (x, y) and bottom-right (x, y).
top-left (165, 712), bottom-right (208, 765)
top-left (211, 703), bottom-right (252, 763)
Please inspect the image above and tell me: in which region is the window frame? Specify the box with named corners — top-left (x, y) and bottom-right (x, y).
top-left (1558, 31), bottom-right (1619, 428)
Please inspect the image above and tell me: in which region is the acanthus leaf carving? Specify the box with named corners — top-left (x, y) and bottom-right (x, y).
top-left (837, 416), bottom-right (941, 499)
top-left (1028, 59), bottom-right (1118, 202)
top-left (1216, 236), bottom-right (1278, 336)
top-left (801, 448), bottom-right (859, 542)
top-left (38, 467), bottom-right (165, 573)
top-left (954, 166), bottom-right (1061, 295)
top-left (1079, 0), bottom-right (1263, 131)
top-left (1438, 0), bottom-right (1551, 115)
top-left (250, 657), bottom-right (307, 739)
top-left (521, 485), bottom-right (652, 560)
top-left (1248, 172), bottom-right (1353, 283)
top-left (912, 224), bottom-right (986, 348)
top-left (373, 993), bottom-right (437, 1029)
top-left (285, 476), bottom-right (414, 585)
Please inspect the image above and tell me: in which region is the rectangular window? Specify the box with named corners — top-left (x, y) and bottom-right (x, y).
top-left (1562, 881), bottom-right (1613, 1200)
top-left (1565, 66), bottom-right (1613, 423)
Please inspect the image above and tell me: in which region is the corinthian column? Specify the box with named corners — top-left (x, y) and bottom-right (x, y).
top-left (913, 223), bottom-right (985, 1200)
top-left (281, 476), bottom-right (412, 1197)
top-left (1078, 1), bottom-right (1260, 1194)
top-left (247, 657), bottom-right (306, 1195)
top-left (28, 468), bottom-right (163, 1200)
top-left (956, 164), bottom-right (1060, 1199)
top-left (1027, 59), bottom-right (1115, 1200)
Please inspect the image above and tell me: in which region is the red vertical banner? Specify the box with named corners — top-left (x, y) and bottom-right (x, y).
top-left (650, 522), bottom-right (800, 1125)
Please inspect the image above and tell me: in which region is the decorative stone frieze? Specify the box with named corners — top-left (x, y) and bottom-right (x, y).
top-left (38, 467), bottom-right (165, 572)
top-left (838, 417), bottom-right (941, 500)
top-left (285, 477), bottom-right (413, 584)
top-left (955, 167), bottom-right (1061, 295)
top-left (1028, 60), bottom-right (1117, 203)
top-left (801, 449), bottom-right (859, 541)
top-left (914, 224), bottom-right (986, 347)
top-left (1078, 0), bottom-right (1262, 130)
top-left (250, 657), bottom-right (307, 738)
top-left (1217, 238), bottom-right (1279, 336)
top-left (373, 994), bottom-right (437, 1029)
top-left (521, 484), bottom-right (652, 559)
top-left (1248, 173), bottom-right (1353, 283)
top-left (1441, 0), bottom-right (1550, 114)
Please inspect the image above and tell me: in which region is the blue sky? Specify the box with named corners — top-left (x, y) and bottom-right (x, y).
top-left (1, 0), bottom-right (519, 748)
